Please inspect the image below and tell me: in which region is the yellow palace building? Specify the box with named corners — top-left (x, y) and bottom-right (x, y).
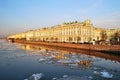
top-left (7, 20), bottom-right (120, 44)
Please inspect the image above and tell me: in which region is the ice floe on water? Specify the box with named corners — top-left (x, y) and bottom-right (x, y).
top-left (24, 73), bottom-right (45, 80)
top-left (52, 75), bottom-right (92, 80)
top-left (68, 63), bottom-right (79, 67)
top-left (25, 73), bottom-right (93, 80)
top-left (62, 75), bottom-right (68, 78)
top-left (36, 50), bottom-right (94, 68)
top-left (38, 56), bottom-right (55, 64)
top-left (100, 71), bottom-right (113, 78)
top-left (57, 59), bottom-right (93, 68)
top-left (57, 59), bottom-right (74, 63)
top-left (93, 71), bottom-right (99, 74)
top-left (93, 68), bottom-right (113, 79)
top-left (39, 58), bottom-right (47, 61)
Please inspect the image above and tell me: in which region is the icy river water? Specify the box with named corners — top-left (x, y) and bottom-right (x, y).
top-left (0, 39), bottom-right (120, 80)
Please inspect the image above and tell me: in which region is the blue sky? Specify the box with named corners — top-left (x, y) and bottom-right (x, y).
top-left (0, 0), bottom-right (120, 37)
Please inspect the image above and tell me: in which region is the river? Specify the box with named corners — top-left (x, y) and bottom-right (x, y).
top-left (0, 39), bottom-right (120, 80)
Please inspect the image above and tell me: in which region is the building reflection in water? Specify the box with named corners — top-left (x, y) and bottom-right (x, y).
top-left (20, 44), bottom-right (120, 68)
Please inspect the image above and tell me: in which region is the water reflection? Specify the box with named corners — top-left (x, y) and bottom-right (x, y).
top-left (21, 45), bottom-right (95, 68)
top-left (21, 44), bottom-right (120, 63)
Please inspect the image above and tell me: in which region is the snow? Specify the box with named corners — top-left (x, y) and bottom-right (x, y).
top-left (100, 71), bottom-right (113, 78)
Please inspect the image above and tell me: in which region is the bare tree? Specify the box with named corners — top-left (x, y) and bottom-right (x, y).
top-left (100, 30), bottom-right (107, 41)
top-left (114, 32), bottom-right (119, 38)
top-left (110, 31), bottom-right (120, 45)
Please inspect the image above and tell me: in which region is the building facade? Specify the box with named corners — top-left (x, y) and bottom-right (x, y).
top-left (7, 20), bottom-right (120, 44)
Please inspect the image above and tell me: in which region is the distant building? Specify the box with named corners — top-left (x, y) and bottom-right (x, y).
top-left (7, 20), bottom-right (120, 44)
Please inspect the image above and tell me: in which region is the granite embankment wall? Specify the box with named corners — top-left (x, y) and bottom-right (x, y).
top-left (15, 40), bottom-right (120, 53)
